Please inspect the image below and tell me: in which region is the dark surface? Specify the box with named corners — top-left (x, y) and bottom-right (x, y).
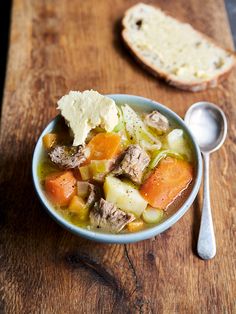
top-left (225, 0), bottom-right (236, 47)
top-left (0, 1), bottom-right (11, 108)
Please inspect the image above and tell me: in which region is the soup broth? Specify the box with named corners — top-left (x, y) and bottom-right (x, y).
top-left (38, 96), bottom-right (194, 234)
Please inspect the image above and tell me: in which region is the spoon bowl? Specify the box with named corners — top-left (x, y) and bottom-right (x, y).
top-left (185, 102), bottom-right (227, 153)
top-left (185, 101), bottom-right (227, 260)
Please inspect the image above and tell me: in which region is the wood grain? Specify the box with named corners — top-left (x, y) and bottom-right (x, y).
top-left (0, 0), bottom-right (235, 313)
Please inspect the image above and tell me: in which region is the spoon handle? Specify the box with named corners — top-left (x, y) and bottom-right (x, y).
top-left (197, 153), bottom-right (216, 260)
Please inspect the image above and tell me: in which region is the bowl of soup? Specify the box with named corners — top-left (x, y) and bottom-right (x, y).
top-left (32, 91), bottom-right (202, 243)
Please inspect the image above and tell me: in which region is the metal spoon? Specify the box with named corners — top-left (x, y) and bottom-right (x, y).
top-left (185, 102), bottom-right (227, 260)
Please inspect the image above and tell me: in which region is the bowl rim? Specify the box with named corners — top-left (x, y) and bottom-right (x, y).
top-left (32, 94), bottom-right (202, 243)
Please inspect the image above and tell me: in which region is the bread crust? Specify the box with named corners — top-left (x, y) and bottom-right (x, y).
top-left (121, 3), bottom-right (236, 92)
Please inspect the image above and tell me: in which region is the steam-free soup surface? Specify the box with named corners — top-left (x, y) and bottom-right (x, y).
top-left (38, 91), bottom-right (194, 234)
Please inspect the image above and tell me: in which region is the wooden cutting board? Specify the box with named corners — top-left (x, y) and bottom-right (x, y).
top-left (0, 0), bottom-right (235, 313)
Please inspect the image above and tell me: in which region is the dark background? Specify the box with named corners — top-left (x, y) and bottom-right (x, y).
top-left (0, 1), bottom-right (235, 108)
top-left (225, 0), bottom-right (236, 46)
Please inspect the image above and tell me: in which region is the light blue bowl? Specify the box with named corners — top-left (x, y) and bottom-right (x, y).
top-left (32, 94), bottom-right (202, 243)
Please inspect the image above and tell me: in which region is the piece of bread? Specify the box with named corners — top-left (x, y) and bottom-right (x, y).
top-left (122, 3), bottom-right (236, 92)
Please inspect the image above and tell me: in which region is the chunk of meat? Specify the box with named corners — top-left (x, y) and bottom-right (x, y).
top-left (86, 183), bottom-right (101, 208)
top-left (77, 181), bottom-right (101, 208)
top-left (113, 145), bottom-right (150, 184)
top-left (145, 111), bottom-right (169, 132)
top-left (90, 198), bottom-right (135, 233)
top-left (49, 145), bottom-right (87, 169)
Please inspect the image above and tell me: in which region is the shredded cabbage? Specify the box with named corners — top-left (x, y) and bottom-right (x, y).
top-left (121, 104), bottom-right (162, 150)
top-left (166, 129), bottom-right (192, 161)
top-left (140, 140), bottom-right (162, 152)
top-left (112, 106), bottom-right (123, 132)
top-left (113, 105), bottom-right (131, 147)
top-left (149, 150), bottom-right (183, 170)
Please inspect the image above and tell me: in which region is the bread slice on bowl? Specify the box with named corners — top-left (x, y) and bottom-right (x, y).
top-left (122, 3), bottom-right (236, 92)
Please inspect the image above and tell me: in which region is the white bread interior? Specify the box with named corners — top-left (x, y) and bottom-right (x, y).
top-left (122, 3), bottom-right (236, 91)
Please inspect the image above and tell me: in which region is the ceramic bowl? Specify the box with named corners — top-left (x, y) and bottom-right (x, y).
top-left (32, 94), bottom-right (202, 243)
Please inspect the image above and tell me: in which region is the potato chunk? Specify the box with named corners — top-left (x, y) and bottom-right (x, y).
top-left (142, 207), bottom-right (164, 224)
top-left (104, 176), bottom-right (147, 217)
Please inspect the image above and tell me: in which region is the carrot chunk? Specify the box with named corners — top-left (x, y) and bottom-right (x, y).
top-left (140, 157), bottom-right (193, 209)
top-left (86, 133), bottom-right (121, 162)
top-left (45, 171), bottom-right (76, 206)
top-left (42, 133), bottom-right (57, 149)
